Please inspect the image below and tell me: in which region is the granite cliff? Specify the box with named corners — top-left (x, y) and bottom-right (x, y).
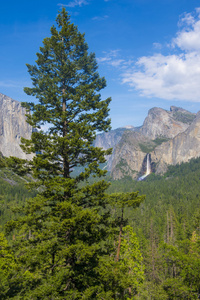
top-left (151, 111), bottom-right (200, 174)
top-left (1, 92), bottom-right (199, 179)
top-left (0, 93), bottom-right (33, 159)
top-left (110, 131), bottom-right (153, 179)
top-left (95, 106), bottom-right (198, 179)
top-left (140, 106), bottom-right (195, 139)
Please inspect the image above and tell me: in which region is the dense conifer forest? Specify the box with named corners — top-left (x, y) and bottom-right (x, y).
top-left (107, 157), bottom-right (200, 299)
top-left (1, 156), bottom-right (200, 298)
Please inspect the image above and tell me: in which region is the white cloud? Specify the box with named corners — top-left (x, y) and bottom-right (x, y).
top-left (173, 10), bottom-right (200, 51)
top-left (121, 7), bottom-right (200, 102)
top-left (177, 12), bottom-right (196, 27)
top-left (153, 42), bottom-right (162, 49)
top-left (97, 50), bottom-right (126, 68)
top-left (58, 0), bottom-right (88, 8)
top-left (92, 15), bottom-right (109, 21)
top-left (122, 52), bottom-right (200, 101)
top-left (109, 59), bottom-right (125, 67)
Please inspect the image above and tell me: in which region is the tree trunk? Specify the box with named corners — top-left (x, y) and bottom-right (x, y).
top-left (62, 89), bottom-right (70, 179)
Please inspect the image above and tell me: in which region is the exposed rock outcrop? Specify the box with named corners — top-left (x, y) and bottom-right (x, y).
top-left (110, 131), bottom-right (152, 179)
top-left (94, 128), bottom-right (126, 151)
top-left (0, 93), bottom-right (33, 159)
top-left (94, 127), bottom-right (134, 171)
top-left (99, 106), bottom-right (199, 179)
top-left (140, 106), bottom-right (194, 139)
top-left (151, 111), bottom-right (200, 173)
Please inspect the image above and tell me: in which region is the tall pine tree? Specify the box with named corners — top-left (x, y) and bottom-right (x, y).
top-left (6, 8), bottom-right (144, 299)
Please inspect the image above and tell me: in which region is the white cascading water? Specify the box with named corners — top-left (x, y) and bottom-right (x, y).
top-left (138, 153), bottom-right (151, 181)
top-left (146, 153), bottom-right (151, 175)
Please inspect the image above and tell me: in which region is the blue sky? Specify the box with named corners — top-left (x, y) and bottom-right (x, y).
top-left (1, 0), bottom-right (200, 129)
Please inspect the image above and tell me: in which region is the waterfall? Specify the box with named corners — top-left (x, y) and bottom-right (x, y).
top-left (146, 153), bottom-right (151, 176)
top-left (138, 153), bottom-right (151, 181)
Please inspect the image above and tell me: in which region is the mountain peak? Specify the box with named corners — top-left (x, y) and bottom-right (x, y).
top-left (170, 106), bottom-right (190, 113)
top-left (140, 106), bottom-right (190, 139)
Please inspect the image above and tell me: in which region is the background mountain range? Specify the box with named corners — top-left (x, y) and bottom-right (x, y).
top-left (1, 92), bottom-right (200, 180)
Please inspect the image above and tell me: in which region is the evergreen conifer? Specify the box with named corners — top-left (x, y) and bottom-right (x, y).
top-left (6, 8), bottom-right (144, 299)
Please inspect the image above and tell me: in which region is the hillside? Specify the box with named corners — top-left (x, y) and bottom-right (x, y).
top-left (1, 152), bottom-right (200, 298)
top-left (107, 157), bottom-right (200, 299)
top-left (0, 169), bottom-right (36, 229)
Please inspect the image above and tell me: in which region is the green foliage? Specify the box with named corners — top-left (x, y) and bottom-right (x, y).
top-left (0, 233), bottom-right (15, 286)
top-left (3, 8), bottom-right (144, 299)
top-left (164, 156), bottom-right (200, 178)
top-left (172, 111), bottom-right (196, 124)
top-left (139, 142), bottom-right (156, 153)
top-left (120, 226), bottom-right (144, 293)
top-left (109, 191), bottom-right (145, 209)
top-left (107, 157), bottom-right (200, 299)
top-left (153, 137), bottom-right (170, 146)
top-left (0, 153), bottom-right (6, 168)
top-left (6, 156), bottom-right (31, 176)
top-left (96, 225), bottom-right (144, 300)
top-left (3, 141), bottom-right (200, 298)
top-left (0, 177), bottom-right (36, 230)
top-left (139, 137), bottom-right (169, 153)
top-left (158, 237), bottom-right (200, 299)
top-left (0, 233), bottom-right (23, 299)
top-left (115, 159), bottom-right (138, 178)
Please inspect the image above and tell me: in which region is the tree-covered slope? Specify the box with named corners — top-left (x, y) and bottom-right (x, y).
top-left (0, 158), bottom-right (36, 229)
top-left (1, 154), bottom-right (200, 298)
top-left (107, 157), bottom-right (200, 299)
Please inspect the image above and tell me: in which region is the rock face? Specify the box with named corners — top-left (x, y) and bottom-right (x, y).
top-left (140, 107), bottom-right (194, 139)
top-left (151, 111), bottom-right (200, 173)
top-left (0, 93), bottom-right (33, 159)
top-left (94, 127), bottom-right (134, 171)
top-left (110, 131), bottom-right (149, 179)
top-left (95, 105), bottom-right (199, 179)
top-left (94, 128), bottom-right (126, 151)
